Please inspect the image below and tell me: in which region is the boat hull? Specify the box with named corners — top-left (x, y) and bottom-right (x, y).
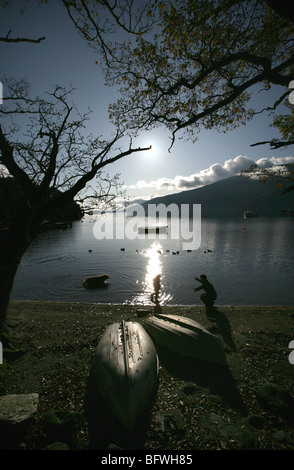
top-left (143, 313), bottom-right (226, 365)
top-left (92, 321), bottom-right (159, 428)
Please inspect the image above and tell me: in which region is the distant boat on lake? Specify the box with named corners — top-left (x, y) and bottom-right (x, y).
top-left (243, 210), bottom-right (261, 220)
top-left (280, 209), bottom-right (294, 217)
top-left (138, 225), bottom-right (168, 234)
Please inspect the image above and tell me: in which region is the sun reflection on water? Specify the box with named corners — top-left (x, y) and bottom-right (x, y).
top-left (144, 242), bottom-right (162, 292)
top-left (131, 241), bottom-right (171, 305)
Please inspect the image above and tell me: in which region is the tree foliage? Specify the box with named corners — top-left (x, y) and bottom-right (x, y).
top-left (241, 162), bottom-right (294, 193)
top-left (272, 103), bottom-right (294, 143)
top-left (62, 0), bottom-right (294, 148)
top-left (250, 100), bottom-right (294, 149)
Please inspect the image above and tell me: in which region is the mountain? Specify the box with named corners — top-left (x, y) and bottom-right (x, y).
top-left (140, 175), bottom-right (294, 218)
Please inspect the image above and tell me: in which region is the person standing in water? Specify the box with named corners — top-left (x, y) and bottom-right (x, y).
top-left (152, 274), bottom-right (161, 304)
top-left (194, 274), bottom-right (217, 307)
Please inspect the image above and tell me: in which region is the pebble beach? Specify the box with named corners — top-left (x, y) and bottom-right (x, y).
top-left (1, 300), bottom-right (294, 451)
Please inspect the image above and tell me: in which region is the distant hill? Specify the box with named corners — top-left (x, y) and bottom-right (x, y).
top-left (140, 175), bottom-right (294, 218)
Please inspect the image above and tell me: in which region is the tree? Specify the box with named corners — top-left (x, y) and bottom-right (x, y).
top-left (62, 0), bottom-right (294, 148)
top-left (0, 77), bottom-right (150, 333)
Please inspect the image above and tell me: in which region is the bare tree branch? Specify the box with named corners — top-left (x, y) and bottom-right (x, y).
top-left (0, 78), bottom-right (151, 207)
top-left (250, 139), bottom-right (294, 148)
top-left (0, 29), bottom-right (45, 43)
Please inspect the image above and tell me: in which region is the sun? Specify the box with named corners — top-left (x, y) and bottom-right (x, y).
top-left (148, 144), bottom-right (155, 157)
top-left (135, 133), bottom-right (169, 160)
top-left (143, 142), bottom-right (159, 159)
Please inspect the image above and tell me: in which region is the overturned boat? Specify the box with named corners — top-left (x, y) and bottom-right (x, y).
top-left (92, 321), bottom-right (159, 428)
top-left (143, 313), bottom-right (226, 365)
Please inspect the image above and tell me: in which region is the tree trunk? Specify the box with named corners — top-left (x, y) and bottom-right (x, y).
top-left (0, 225), bottom-right (31, 335)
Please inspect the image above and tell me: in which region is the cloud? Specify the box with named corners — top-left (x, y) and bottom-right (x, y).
top-left (129, 177), bottom-right (176, 191)
top-left (256, 156), bottom-right (294, 168)
top-left (129, 155), bottom-right (294, 193)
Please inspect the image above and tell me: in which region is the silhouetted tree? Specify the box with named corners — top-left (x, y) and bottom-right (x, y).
top-left (0, 78), bottom-right (150, 333)
top-left (62, 0), bottom-right (294, 148)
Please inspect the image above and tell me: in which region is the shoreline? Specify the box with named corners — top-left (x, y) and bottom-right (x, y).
top-left (6, 299), bottom-right (294, 336)
top-left (7, 300), bottom-right (294, 336)
top-left (7, 298), bottom-right (294, 316)
top-left (2, 300), bottom-right (294, 450)
top-left (9, 298), bottom-right (294, 306)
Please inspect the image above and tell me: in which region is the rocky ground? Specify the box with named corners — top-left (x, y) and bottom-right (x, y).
top-left (1, 300), bottom-right (294, 452)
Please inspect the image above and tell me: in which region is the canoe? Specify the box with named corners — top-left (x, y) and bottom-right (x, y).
top-left (92, 320), bottom-right (159, 428)
top-left (143, 313), bottom-right (226, 365)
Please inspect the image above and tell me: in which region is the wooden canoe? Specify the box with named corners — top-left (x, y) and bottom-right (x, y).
top-left (92, 320), bottom-right (159, 428)
top-left (143, 313), bottom-right (226, 365)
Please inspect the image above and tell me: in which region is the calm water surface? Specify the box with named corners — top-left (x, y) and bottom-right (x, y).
top-left (11, 215), bottom-right (294, 306)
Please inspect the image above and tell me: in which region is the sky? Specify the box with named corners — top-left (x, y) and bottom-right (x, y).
top-left (1, 0), bottom-right (293, 202)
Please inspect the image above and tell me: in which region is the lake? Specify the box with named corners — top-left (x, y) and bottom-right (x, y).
top-left (11, 214), bottom-right (294, 306)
